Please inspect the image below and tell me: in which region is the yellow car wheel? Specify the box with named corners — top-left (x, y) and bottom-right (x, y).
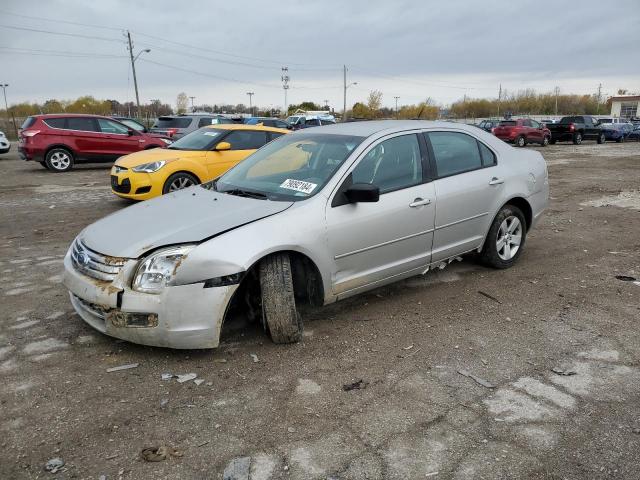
top-left (162, 172), bottom-right (200, 194)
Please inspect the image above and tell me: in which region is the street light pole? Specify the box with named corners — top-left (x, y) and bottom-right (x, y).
top-left (127, 31), bottom-right (150, 120)
top-left (0, 83), bottom-right (16, 136)
top-left (394, 96), bottom-right (400, 119)
top-left (189, 96), bottom-right (196, 112)
top-left (246, 92), bottom-right (254, 116)
top-left (342, 66), bottom-right (358, 122)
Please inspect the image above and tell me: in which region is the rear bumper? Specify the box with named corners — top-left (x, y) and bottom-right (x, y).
top-left (63, 251), bottom-right (238, 349)
top-left (549, 132), bottom-right (574, 141)
top-left (18, 145), bottom-right (44, 161)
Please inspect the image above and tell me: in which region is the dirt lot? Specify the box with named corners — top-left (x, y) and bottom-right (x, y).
top-left (1, 141), bottom-right (639, 479)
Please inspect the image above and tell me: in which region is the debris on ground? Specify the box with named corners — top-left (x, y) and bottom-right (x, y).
top-left (343, 379), bottom-right (369, 391)
top-left (45, 457), bottom-right (65, 473)
top-left (631, 428), bottom-right (640, 434)
top-left (402, 345), bottom-right (414, 350)
top-left (176, 373), bottom-right (197, 383)
top-left (223, 456), bottom-right (251, 480)
top-left (250, 353), bottom-right (259, 363)
top-left (287, 426), bottom-right (296, 433)
top-left (478, 290), bottom-right (502, 304)
top-left (106, 363), bottom-right (139, 373)
top-left (140, 445), bottom-right (183, 462)
top-left (551, 367), bottom-right (577, 376)
top-left (425, 472), bottom-right (439, 478)
top-left (457, 369), bottom-right (495, 388)
top-left (160, 398), bottom-right (169, 408)
top-left (213, 358), bottom-right (228, 364)
top-left (161, 373), bottom-right (174, 380)
top-left (615, 275), bottom-right (636, 282)
top-left (194, 379), bottom-right (204, 386)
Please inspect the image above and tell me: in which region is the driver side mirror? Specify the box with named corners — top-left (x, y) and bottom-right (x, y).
top-left (215, 141), bottom-right (231, 151)
top-left (345, 183), bottom-right (380, 203)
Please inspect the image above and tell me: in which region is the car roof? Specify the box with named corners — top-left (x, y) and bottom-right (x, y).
top-left (31, 113), bottom-right (114, 118)
top-left (202, 124), bottom-right (289, 133)
top-left (300, 120), bottom-right (482, 137)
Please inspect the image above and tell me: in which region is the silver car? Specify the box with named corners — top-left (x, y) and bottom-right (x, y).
top-left (63, 121), bottom-right (548, 349)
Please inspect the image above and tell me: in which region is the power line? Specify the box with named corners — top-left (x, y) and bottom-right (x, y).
top-left (0, 10), bottom-right (124, 31)
top-left (0, 24), bottom-right (123, 43)
top-left (0, 46), bottom-right (126, 58)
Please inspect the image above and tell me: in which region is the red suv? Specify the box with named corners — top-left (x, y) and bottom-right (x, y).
top-left (19, 114), bottom-right (172, 172)
top-left (491, 118), bottom-right (551, 147)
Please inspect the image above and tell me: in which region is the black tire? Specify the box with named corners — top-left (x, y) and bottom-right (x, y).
top-left (162, 172), bottom-right (199, 194)
top-left (597, 132), bottom-right (606, 144)
top-left (515, 135), bottom-right (526, 147)
top-left (479, 205), bottom-right (527, 269)
top-left (541, 135), bottom-right (550, 147)
top-left (549, 139), bottom-right (557, 145)
top-left (39, 161), bottom-right (50, 170)
top-left (573, 132), bottom-right (583, 145)
top-left (259, 253), bottom-right (302, 344)
top-left (615, 136), bottom-right (623, 143)
top-left (45, 148), bottom-right (74, 172)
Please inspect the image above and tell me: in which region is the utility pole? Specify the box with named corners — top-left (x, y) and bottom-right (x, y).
top-left (497, 84), bottom-right (502, 117)
top-left (596, 83), bottom-right (602, 114)
top-left (126, 31), bottom-right (150, 119)
top-left (189, 96), bottom-right (196, 112)
top-left (324, 99), bottom-right (329, 110)
top-left (343, 65), bottom-right (347, 121)
top-left (0, 83), bottom-right (13, 136)
top-left (554, 86), bottom-right (560, 116)
top-left (394, 96), bottom-right (400, 119)
top-left (281, 67), bottom-right (289, 117)
top-left (246, 92), bottom-right (254, 116)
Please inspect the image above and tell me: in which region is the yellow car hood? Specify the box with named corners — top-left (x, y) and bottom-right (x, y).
top-left (115, 148), bottom-right (206, 168)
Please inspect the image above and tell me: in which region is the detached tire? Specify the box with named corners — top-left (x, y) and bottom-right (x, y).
top-left (573, 132), bottom-right (583, 145)
top-left (45, 148), bottom-right (74, 172)
top-left (480, 205), bottom-right (527, 269)
top-left (259, 253), bottom-right (302, 344)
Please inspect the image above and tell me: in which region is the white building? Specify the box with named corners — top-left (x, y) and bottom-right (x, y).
top-left (610, 95), bottom-right (640, 120)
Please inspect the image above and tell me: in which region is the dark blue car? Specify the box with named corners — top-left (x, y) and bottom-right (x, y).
top-left (601, 123), bottom-right (634, 142)
top-left (626, 124), bottom-right (640, 141)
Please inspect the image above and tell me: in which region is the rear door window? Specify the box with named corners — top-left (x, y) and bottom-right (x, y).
top-left (43, 118), bottom-right (66, 129)
top-left (427, 132), bottom-right (483, 178)
top-left (478, 141), bottom-right (497, 166)
top-left (224, 130), bottom-right (268, 150)
top-left (530, 120), bottom-right (541, 129)
top-left (66, 117), bottom-right (98, 132)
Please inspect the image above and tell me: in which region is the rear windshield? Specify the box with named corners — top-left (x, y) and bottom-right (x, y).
top-left (498, 121), bottom-right (516, 126)
top-left (153, 117), bottom-right (192, 128)
top-left (560, 116), bottom-right (581, 124)
top-left (21, 117), bottom-right (36, 129)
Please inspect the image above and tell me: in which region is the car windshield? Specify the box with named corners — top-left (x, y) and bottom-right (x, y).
top-left (153, 117), bottom-right (192, 128)
top-left (205, 133), bottom-right (365, 201)
top-left (167, 128), bottom-right (225, 150)
top-left (286, 116), bottom-right (302, 125)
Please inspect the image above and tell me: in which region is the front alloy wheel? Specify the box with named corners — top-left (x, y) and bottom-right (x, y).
top-left (162, 172), bottom-right (199, 194)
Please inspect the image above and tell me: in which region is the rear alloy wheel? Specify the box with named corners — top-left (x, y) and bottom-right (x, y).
top-left (542, 135), bottom-right (550, 147)
top-left (480, 205), bottom-right (527, 269)
top-left (515, 136), bottom-right (526, 147)
top-left (162, 172), bottom-right (199, 194)
top-left (45, 148), bottom-right (74, 172)
top-left (573, 133), bottom-right (583, 145)
top-left (597, 132), bottom-right (606, 144)
top-left (259, 253), bottom-right (303, 344)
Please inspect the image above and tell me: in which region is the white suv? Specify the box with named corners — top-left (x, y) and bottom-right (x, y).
top-left (0, 130), bottom-right (10, 154)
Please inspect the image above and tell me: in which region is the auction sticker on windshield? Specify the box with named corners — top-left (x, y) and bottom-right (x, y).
top-left (280, 179), bottom-right (317, 194)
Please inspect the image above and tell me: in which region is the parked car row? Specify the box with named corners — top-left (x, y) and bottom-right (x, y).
top-left (478, 115), bottom-right (640, 147)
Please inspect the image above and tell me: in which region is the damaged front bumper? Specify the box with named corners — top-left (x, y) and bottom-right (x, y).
top-left (63, 251), bottom-right (238, 349)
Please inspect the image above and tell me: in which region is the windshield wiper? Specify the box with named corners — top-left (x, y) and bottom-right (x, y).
top-left (222, 188), bottom-right (268, 200)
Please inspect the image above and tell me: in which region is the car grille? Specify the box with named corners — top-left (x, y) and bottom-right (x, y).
top-left (71, 239), bottom-right (126, 282)
top-left (111, 175), bottom-right (131, 193)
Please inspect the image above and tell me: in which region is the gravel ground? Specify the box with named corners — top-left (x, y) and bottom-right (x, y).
top-left (0, 141), bottom-right (639, 479)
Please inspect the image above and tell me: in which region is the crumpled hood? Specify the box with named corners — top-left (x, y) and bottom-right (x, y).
top-left (80, 187), bottom-right (293, 258)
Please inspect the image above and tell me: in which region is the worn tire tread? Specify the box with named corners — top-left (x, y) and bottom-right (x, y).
top-left (259, 253), bottom-right (302, 344)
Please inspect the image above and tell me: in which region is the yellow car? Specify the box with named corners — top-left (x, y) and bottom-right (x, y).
top-left (110, 124), bottom-right (289, 200)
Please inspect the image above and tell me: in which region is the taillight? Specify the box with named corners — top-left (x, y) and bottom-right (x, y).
top-left (569, 123), bottom-right (575, 132)
top-left (22, 130), bottom-right (40, 137)
top-left (491, 127), bottom-right (496, 133)
top-left (166, 128), bottom-right (178, 137)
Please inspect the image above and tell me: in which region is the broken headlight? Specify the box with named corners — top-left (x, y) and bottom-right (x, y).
top-left (132, 245), bottom-right (195, 294)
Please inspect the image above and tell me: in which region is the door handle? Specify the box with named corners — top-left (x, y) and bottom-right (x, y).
top-left (489, 177), bottom-right (504, 185)
top-left (409, 198), bottom-right (432, 208)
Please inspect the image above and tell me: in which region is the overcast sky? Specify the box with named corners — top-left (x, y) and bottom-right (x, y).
top-left (1, 0), bottom-right (638, 111)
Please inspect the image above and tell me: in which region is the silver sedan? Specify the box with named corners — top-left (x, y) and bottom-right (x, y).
top-left (63, 121), bottom-right (548, 349)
